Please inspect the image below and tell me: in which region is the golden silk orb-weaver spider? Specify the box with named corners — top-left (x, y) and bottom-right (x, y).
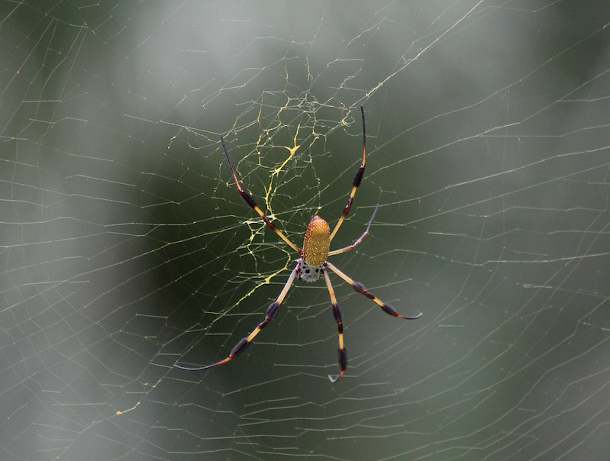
top-left (175, 106), bottom-right (422, 382)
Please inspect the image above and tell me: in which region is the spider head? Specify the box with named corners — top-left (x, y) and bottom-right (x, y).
top-left (299, 260), bottom-right (323, 283)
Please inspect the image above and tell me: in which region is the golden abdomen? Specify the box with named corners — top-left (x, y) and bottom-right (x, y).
top-left (303, 216), bottom-right (330, 266)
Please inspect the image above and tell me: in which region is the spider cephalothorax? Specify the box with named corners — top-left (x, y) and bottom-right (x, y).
top-left (298, 259), bottom-right (324, 283)
top-left (175, 106), bottom-right (422, 382)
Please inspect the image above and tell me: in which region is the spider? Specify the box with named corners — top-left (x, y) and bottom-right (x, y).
top-left (175, 106), bottom-right (422, 382)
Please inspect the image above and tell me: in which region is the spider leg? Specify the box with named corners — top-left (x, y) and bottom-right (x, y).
top-left (325, 261), bottom-right (422, 320)
top-left (328, 204), bottom-right (378, 257)
top-left (323, 269), bottom-right (347, 383)
top-left (175, 265), bottom-right (299, 371)
top-left (330, 106), bottom-right (366, 242)
top-left (221, 136), bottom-right (302, 255)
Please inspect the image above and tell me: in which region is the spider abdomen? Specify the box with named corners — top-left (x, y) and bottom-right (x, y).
top-left (303, 216), bottom-right (330, 267)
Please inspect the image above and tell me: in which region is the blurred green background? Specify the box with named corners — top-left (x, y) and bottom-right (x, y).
top-left (2, 1), bottom-right (610, 460)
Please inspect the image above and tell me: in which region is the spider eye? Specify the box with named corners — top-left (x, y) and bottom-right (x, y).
top-left (305, 269), bottom-right (310, 273)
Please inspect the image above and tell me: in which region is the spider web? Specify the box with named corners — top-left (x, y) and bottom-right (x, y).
top-left (2, 1), bottom-right (610, 460)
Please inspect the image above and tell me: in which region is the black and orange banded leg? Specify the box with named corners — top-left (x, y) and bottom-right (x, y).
top-left (330, 106), bottom-right (367, 242)
top-left (325, 261), bottom-right (422, 320)
top-left (323, 269), bottom-right (347, 382)
top-left (221, 136), bottom-right (302, 255)
top-left (174, 266), bottom-right (299, 371)
top-left (328, 204), bottom-right (379, 257)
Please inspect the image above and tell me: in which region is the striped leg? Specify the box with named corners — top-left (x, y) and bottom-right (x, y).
top-left (221, 136), bottom-right (302, 254)
top-left (325, 261), bottom-right (422, 320)
top-left (175, 265), bottom-right (299, 371)
top-left (323, 269), bottom-right (347, 383)
top-left (330, 106), bottom-right (367, 242)
top-left (328, 204), bottom-right (378, 257)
